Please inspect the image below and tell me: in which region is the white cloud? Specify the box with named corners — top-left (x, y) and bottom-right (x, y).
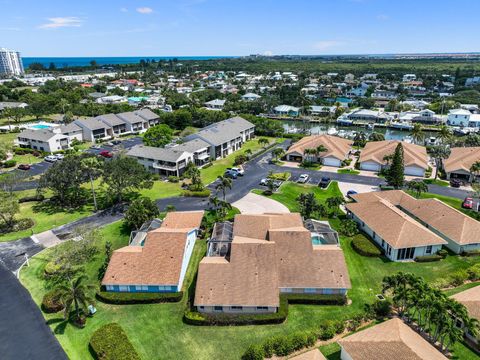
top-left (313, 40), bottom-right (345, 51)
top-left (38, 17), bottom-right (83, 29)
top-left (120, 7), bottom-right (128, 12)
top-left (376, 14), bottom-right (389, 21)
top-left (263, 50), bottom-right (273, 56)
top-left (136, 7), bottom-right (153, 14)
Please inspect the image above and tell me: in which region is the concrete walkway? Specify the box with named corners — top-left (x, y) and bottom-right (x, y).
top-left (232, 192), bottom-right (290, 214)
top-left (31, 230), bottom-right (62, 248)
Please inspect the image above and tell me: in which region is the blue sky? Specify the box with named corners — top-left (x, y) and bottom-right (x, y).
top-left (1, 0), bottom-right (479, 57)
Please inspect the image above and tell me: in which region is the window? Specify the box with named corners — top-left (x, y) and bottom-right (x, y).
top-left (256, 306), bottom-right (268, 311)
top-left (426, 245), bottom-right (432, 254)
top-left (199, 306), bottom-right (204, 310)
top-left (119, 285), bottom-right (128, 292)
top-left (381, 239), bottom-right (385, 248)
top-left (231, 306), bottom-right (243, 310)
top-left (305, 288), bottom-right (316, 293)
top-left (214, 306), bottom-right (223, 311)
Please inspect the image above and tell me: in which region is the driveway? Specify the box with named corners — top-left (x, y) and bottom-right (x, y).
top-left (337, 181), bottom-right (379, 198)
top-left (232, 192), bottom-right (290, 214)
top-left (0, 263), bottom-right (67, 360)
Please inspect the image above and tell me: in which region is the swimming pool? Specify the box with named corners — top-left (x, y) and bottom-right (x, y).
top-left (311, 235), bottom-right (328, 245)
top-left (31, 124), bottom-right (51, 129)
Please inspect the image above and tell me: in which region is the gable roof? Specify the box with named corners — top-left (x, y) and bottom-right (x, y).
top-left (450, 285), bottom-right (480, 320)
top-left (359, 140), bottom-right (428, 169)
top-left (117, 112), bottom-right (145, 125)
top-left (338, 318), bottom-right (447, 360)
top-left (102, 211), bottom-right (203, 287)
top-left (18, 129), bottom-right (60, 142)
top-left (134, 108), bottom-right (159, 121)
top-left (443, 147), bottom-right (480, 174)
top-left (75, 117), bottom-right (108, 130)
top-left (286, 135), bottom-right (352, 160)
top-left (96, 113), bottom-right (126, 127)
top-left (187, 116), bottom-right (254, 146)
top-left (127, 145), bottom-right (188, 163)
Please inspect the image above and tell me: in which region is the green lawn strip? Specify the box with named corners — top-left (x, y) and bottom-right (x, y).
top-left (423, 178), bottom-right (450, 187)
top-left (443, 282), bottom-right (480, 297)
top-left (0, 132), bottom-right (19, 148)
top-left (200, 137), bottom-right (281, 184)
top-left (451, 341), bottom-right (480, 360)
top-left (319, 342), bottom-right (341, 360)
top-left (337, 169), bottom-right (360, 175)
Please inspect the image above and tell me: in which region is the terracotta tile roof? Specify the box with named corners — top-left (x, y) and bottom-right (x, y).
top-left (359, 140), bottom-right (429, 169)
top-left (338, 318), bottom-right (447, 360)
top-left (443, 147), bottom-right (480, 174)
top-left (450, 285), bottom-right (480, 320)
top-left (286, 134), bottom-right (352, 161)
top-left (102, 211), bottom-right (203, 287)
top-left (351, 190), bottom-right (480, 246)
top-left (290, 349), bottom-right (327, 360)
top-left (346, 198), bottom-right (447, 248)
top-left (194, 213), bottom-right (351, 307)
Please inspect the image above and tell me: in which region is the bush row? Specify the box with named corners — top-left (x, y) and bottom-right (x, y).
top-left (184, 294), bottom-right (347, 326)
top-left (415, 254), bottom-right (443, 262)
top-left (242, 320), bottom-right (345, 360)
top-left (182, 189), bottom-right (211, 197)
top-left (89, 323), bottom-right (141, 360)
top-left (96, 290), bottom-right (183, 304)
top-left (462, 249), bottom-right (480, 257)
top-left (351, 235), bottom-right (382, 257)
top-left (2, 159), bottom-right (16, 168)
top-left (19, 194), bottom-right (45, 203)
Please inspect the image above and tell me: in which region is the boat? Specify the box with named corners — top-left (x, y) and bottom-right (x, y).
top-left (402, 135), bottom-right (414, 144)
top-left (391, 121), bottom-right (413, 130)
top-left (327, 127), bottom-right (338, 135)
top-left (367, 123), bottom-right (375, 130)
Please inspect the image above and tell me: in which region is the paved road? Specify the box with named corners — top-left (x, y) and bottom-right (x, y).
top-left (0, 263), bottom-right (68, 360)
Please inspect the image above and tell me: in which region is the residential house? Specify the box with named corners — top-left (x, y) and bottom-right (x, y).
top-left (134, 108), bottom-right (161, 127)
top-left (74, 118), bottom-right (112, 142)
top-left (285, 135), bottom-right (352, 167)
top-left (358, 140), bottom-right (429, 176)
top-left (273, 105), bottom-right (300, 117)
top-left (102, 211), bottom-right (204, 293)
top-left (241, 93), bottom-right (261, 101)
top-left (447, 109), bottom-right (480, 127)
top-left (204, 99), bottom-right (226, 110)
top-left (185, 116), bottom-right (255, 159)
top-left (117, 111), bottom-right (149, 133)
top-left (349, 190), bottom-right (480, 256)
top-left (308, 105), bottom-right (336, 116)
top-left (345, 83), bottom-right (369, 97)
top-left (338, 318), bottom-right (447, 360)
top-left (450, 286), bottom-right (480, 347)
top-left (465, 77), bottom-right (480, 87)
top-left (338, 109), bottom-right (392, 124)
top-left (371, 90), bottom-right (397, 100)
top-left (194, 213), bottom-right (351, 314)
top-left (403, 74), bottom-right (417, 82)
top-left (399, 109), bottom-right (444, 125)
top-left (443, 147), bottom-right (480, 183)
top-left (96, 114), bottom-right (128, 136)
top-left (58, 123), bottom-right (83, 142)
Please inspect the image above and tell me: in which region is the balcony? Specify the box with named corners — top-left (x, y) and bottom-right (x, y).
top-left (153, 162), bottom-right (177, 170)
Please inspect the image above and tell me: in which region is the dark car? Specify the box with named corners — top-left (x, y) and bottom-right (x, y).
top-left (346, 190), bottom-right (358, 199)
top-left (99, 150), bottom-right (113, 158)
top-left (17, 164), bottom-right (31, 170)
top-left (224, 170), bottom-right (237, 179)
top-left (450, 178), bottom-right (462, 188)
top-left (111, 140), bottom-right (122, 146)
top-left (319, 177), bottom-right (331, 188)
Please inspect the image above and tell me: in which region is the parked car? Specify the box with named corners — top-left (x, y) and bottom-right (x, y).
top-left (228, 167), bottom-right (244, 176)
top-left (44, 155), bottom-right (58, 162)
top-left (91, 144), bottom-right (101, 150)
top-left (450, 178), bottom-right (462, 188)
top-left (259, 178), bottom-right (268, 186)
top-left (99, 150), bottom-right (113, 158)
top-left (17, 164), bottom-right (31, 170)
top-left (224, 170), bottom-right (238, 179)
top-left (55, 154), bottom-right (64, 160)
top-left (297, 174), bottom-right (309, 183)
top-left (111, 140), bottom-right (122, 146)
top-left (462, 197), bottom-right (474, 209)
top-left (347, 190), bottom-right (358, 199)
top-left (319, 177), bottom-right (331, 188)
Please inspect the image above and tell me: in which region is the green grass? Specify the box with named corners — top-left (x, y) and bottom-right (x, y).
top-left (443, 282), bottom-right (480, 297)
top-left (319, 343), bottom-right (341, 360)
top-left (200, 137), bottom-right (281, 184)
top-left (337, 169), bottom-right (360, 175)
top-left (0, 132), bottom-right (18, 148)
top-left (423, 178), bottom-right (450, 187)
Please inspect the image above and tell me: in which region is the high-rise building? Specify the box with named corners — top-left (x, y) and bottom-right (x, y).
top-left (0, 48), bottom-right (24, 76)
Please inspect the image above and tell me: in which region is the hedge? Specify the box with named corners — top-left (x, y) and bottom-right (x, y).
top-left (96, 290), bottom-right (183, 304)
top-left (182, 189), bottom-right (211, 197)
top-left (184, 294), bottom-right (347, 326)
top-left (415, 254), bottom-right (443, 262)
top-left (89, 323), bottom-right (140, 360)
top-left (462, 249), bottom-right (480, 257)
top-left (19, 194), bottom-right (45, 203)
top-left (41, 290), bottom-right (64, 313)
top-left (3, 159), bottom-right (16, 168)
top-left (351, 235), bottom-right (382, 257)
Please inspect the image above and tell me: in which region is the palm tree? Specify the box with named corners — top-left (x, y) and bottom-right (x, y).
top-left (217, 200), bottom-right (232, 221)
top-left (353, 131), bottom-right (367, 149)
top-left (430, 146), bottom-right (451, 180)
top-left (326, 196), bottom-right (344, 218)
top-left (81, 156), bottom-right (103, 211)
top-left (272, 147), bottom-right (285, 162)
top-left (438, 125), bottom-right (452, 144)
top-left (470, 161), bottom-right (480, 183)
top-left (407, 180), bottom-right (428, 198)
top-left (304, 148), bottom-right (317, 162)
top-left (258, 138), bottom-right (269, 148)
top-left (316, 144), bottom-right (327, 155)
top-left (57, 275), bottom-right (94, 323)
top-left (410, 123), bottom-right (424, 145)
top-left (215, 175), bottom-right (232, 201)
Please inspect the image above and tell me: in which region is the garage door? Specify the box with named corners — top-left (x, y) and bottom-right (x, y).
top-left (322, 157), bottom-right (341, 167)
top-left (360, 161), bottom-right (380, 172)
top-left (404, 166), bottom-right (425, 177)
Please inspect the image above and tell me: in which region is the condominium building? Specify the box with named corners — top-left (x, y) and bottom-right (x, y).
top-left (0, 48), bottom-right (24, 76)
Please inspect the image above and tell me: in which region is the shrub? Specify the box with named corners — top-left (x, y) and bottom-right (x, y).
top-left (44, 261), bottom-right (62, 276)
top-left (234, 154), bottom-right (247, 165)
top-left (450, 270), bottom-right (469, 287)
top-left (151, 174), bottom-right (161, 181)
top-left (333, 320), bottom-right (346, 334)
top-left (202, 162), bottom-right (213, 169)
top-left (168, 175), bottom-right (179, 183)
top-left (242, 344), bottom-right (264, 360)
top-left (415, 254), bottom-right (442, 262)
top-left (3, 159), bottom-right (16, 168)
top-left (41, 290), bottom-right (64, 313)
top-left (89, 323), bottom-right (140, 360)
top-left (96, 290), bottom-right (182, 304)
top-left (182, 189), bottom-right (211, 197)
top-left (467, 264), bottom-right (480, 281)
top-left (351, 235), bottom-right (382, 257)
top-left (338, 219), bottom-right (359, 237)
top-left (19, 194), bottom-right (45, 203)
top-left (366, 299), bottom-right (392, 319)
top-left (437, 249), bottom-right (448, 258)
top-left (341, 158), bottom-right (352, 167)
top-left (462, 249), bottom-right (480, 257)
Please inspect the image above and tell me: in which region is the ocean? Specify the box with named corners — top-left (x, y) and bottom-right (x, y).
top-left (22, 56), bottom-right (237, 69)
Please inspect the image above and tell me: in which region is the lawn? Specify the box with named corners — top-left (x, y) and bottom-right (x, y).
top-left (0, 131), bottom-right (18, 148)
top-left (200, 137), bottom-right (282, 184)
top-left (423, 178), bottom-right (450, 187)
top-left (319, 343), bottom-right (341, 360)
top-left (337, 169), bottom-right (360, 175)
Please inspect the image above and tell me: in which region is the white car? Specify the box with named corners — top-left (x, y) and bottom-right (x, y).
top-left (297, 174), bottom-right (309, 183)
top-left (230, 167), bottom-right (244, 176)
top-left (55, 154), bottom-right (64, 160)
top-left (44, 155), bottom-right (57, 163)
